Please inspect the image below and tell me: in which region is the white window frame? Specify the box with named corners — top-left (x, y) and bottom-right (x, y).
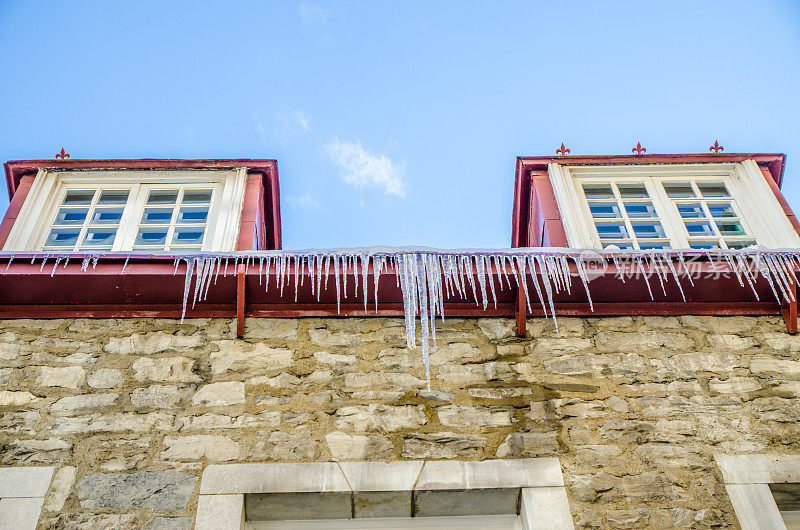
top-left (548, 160), bottom-right (800, 249)
top-left (195, 459), bottom-right (574, 530)
top-left (3, 168), bottom-right (248, 252)
top-left (0, 466), bottom-right (55, 530)
top-left (715, 453), bottom-right (800, 529)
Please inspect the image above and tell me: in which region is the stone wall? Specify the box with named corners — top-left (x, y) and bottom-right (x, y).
top-left (0, 315), bottom-right (799, 528)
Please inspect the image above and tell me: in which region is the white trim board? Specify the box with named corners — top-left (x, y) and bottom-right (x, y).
top-left (715, 454), bottom-right (800, 529)
top-left (0, 466), bottom-right (55, 530)
top-left (195, 459), bottom-right (574, 530)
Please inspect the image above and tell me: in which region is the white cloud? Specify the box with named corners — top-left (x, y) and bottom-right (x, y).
top-left (275, 110), bottom-right (312, 141)
top-left (286, 192), bottom-right (323, 211)
top-left (299, 2), bottom-right (330, 27)
top-left (325, 139), bottom-right (407, 197)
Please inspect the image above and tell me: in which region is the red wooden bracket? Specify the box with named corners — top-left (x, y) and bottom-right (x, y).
top-left (236, 263), bottom-right (246, 338)
top-left (781, 272), bottom-right (797, 334)
top-left (515, 274), bottom-right (527, 337)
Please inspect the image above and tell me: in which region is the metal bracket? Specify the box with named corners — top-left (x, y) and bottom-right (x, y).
top-left (236, 263), bottom-right (246, 338)
top-left (515, 275), bottom-right (527, 337)
top-left (781, 273), bottom-right (797, 334)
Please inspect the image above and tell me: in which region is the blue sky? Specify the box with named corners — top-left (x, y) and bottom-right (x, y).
top-left (1, 1), bottom-right (799, 249)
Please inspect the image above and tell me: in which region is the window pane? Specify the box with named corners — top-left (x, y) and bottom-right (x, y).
top-left (595, 222), bottom-right (628, 238)
top-left (91, 208), bottom-right (124, 224)
top-left (617, 184), bottom-right (649, 198)
top-left (582, 184), bottom-right (614, 199)
top-left (707, 203), bottom-right (737, 218)
top-left (63, 191), bottom-right (95, 205)
top-left (726, 240), bottom-right (757, 249)
top-left (147, 190), bottom-right (179, 204)
top-left (631, 223), bottom-right (666, 238)
top-left (177, 207), bottom-right (209, 224)
top-left (182, 189), bottom-right (213, 203)
top-left (54, 208), bottom-right (88, 225)
top-left (624, 202), bottom-right (658, 218)
top-left (98, 190), bottom-right (129, 204)
top-left (698, 183), bottom-right (730, 197)
top-left (601, 242), bottom-right (634, 249)
top-left (639, 242), bottom-right (672, 250)
top-left (45, 228), bottom-right (80, 247)
top-left (677, 203), bottom-right (705, 218)
top-left (589, 203), bottom-right (621, 218)
top-left (689, 242), bottom-right (720, 250)
top-left (685, 222), bottom-right (715, 236)
top-left (718, 222), bottom-right (746, 235)
top-left (135, 228), bottom-right (168, 246)
top-left (172, 228), bottom-right (205, 245)
top-left (664, 184), bottom-right (696, 198)
top-left (82, 228), bottom-right (117, 246)
top-left (141, 208), bottom-right (174, 224)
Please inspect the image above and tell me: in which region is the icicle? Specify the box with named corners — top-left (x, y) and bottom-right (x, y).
top-left (50, 256), bottom-right (62, 277)
top-left (334, 254), bottom-right (341, 314)
top-left (180, 258), bottom-right (195, 322)
top-left (475, 255), bottom-right (488, 310)
top-left (573, 256), bottom-right (594, 311)
top-left (121, 255), bottom-right (130, 275)
top-left (534, 255), bottom-right (558, 334)
top-left (373, 255), bottom-right (384, 312)
top-left (4, 255), bottom-right (14, 271)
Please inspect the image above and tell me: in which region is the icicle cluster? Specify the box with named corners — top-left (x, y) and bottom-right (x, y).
top-left (3, 247), bottom-right (799, 390)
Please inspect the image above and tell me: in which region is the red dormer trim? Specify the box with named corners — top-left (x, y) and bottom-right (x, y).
top-left (1, 158), bottom-right (282, 250)
top-left (511, 153), bottom-right (791, 248)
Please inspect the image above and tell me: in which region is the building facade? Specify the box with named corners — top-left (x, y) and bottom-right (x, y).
top-left (0, 152), bottom-right (799, 529)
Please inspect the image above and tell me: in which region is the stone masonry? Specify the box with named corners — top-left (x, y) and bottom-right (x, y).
top-left (0, 315), bottom-right (799, 528)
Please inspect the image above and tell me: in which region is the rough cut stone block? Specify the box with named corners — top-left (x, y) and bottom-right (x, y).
top-left (192, 382), bottom-right (245, 406)
top-left (496, 431), bottom-right (559, 457)
top-left (131, 385), bottom-right (184, 409)
top-left (243, 317), bottom-right (298, 339)
top-left (0, 390), bottom-right (39, 407)
top-left (325, 431), bottom-right (392, 460)
top-left (145, 517), bottom-right (194, 530)
top-left (477, 318), bottom-right (516, 340)
top-left (76, 470), bottom-right (197, 510)
top-left (51, 393), bottom-right (118, 415)
top-left (87, 368), bottom-right (123, 389)
top-left (334, 405), bottom-right (426, 432)
top-left (437, 405), bottom-right (514, 428)
top-left (132, 357), bottom-right (200, 383)
top-left (402, 432), bottom-right (486, 459)
top-left (162, 435), bottom-right (240, 462)
top-left (104, 331), bottom-right (203, 355)
top-left (210, 341), bottom-right (293, 374)
top-left (252, 430), bottom-right (318, 460)
top-left (34, 366), bottom-right (85, 388)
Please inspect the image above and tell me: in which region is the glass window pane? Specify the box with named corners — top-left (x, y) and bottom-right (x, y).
top-left (147, 190), bottom-right (179, 204)
top-left (677, 203), bottom-right (705, 218)
top-left (45, 228), bottom-right (80, 247)
top-left (182, 189), bottom-right (213, 203)
top-left (617, 184), bottom-right (649, 198)
top-left (91, 208), bottom-right (124, 224)
top-left (624, 202), bottom-right (658, 218)
top-left (631, 223), bottom-right (666, 238)
top-left (685, 222), bottom-right (715, 236)
top-left (589, 203), bottom-right (621, 218)
top-left (135, 228), bottom-right (168, 246)
top-left (664, 184), bottom-right (696, 198)
top-left (689, 242), bottom-right (720, 250)
top-left (707, 203), bottom-right (737, 218)
top-left (98, 190), bottom-right (129, 204)
top-left (601, 242), bottom-right (634, 249)
top-left (582, 184), bottom-right (614, 199)
top-left (54, 208), bottom-right (88, 225)
top-left (172, 228), bottom-right (205, 245)
top-left (698, 183), bottom-right (730, 197)
top-left (63, 191), bottom-right (95, 205)
top-left (726, 240), bottom-right (757, 249)
top-left (177, 207), bottom-right (209, 224)
top-left (82, 228), bottom-right (117, 246)
top-left (140, 208), bottom-right (174, 224)
top-left (718, 222), bottom-right (746, 235)
top-left (639, 242), bottom-right (672, 250)
top-left (595, 222), bottom-right (628, 238)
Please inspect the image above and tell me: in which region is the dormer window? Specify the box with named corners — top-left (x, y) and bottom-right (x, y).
top-left (547, 160), bottom-right (800, 250)
top-left (3, 168), bottom-right (250, 252)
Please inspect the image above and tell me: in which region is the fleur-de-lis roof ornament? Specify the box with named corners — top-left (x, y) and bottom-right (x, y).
top-left (55, 148), bottom-right (70, 160)
top-left (556, 143), bottom-right (570, 156)
top-left (631, 142), bottom-right (646, 155)
top-left (709, 141), bottom-right (723, 154)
